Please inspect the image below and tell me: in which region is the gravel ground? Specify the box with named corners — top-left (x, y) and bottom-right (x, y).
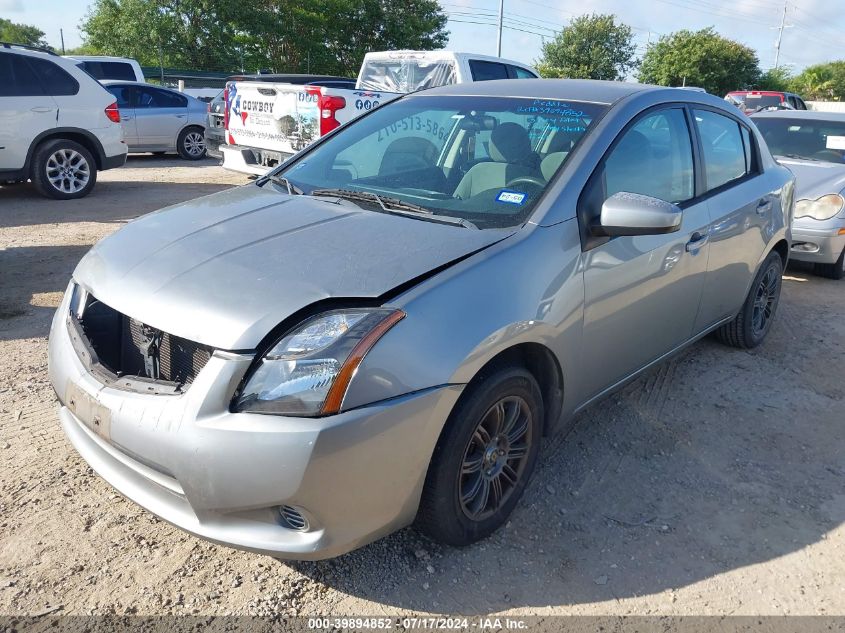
top-left (0, 156), bottom-right (843, 619)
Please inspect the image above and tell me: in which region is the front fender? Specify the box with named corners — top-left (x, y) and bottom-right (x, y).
top-left (341, 220), bottom-right (586, 416)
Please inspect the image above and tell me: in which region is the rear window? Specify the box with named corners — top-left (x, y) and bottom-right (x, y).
top-left (81, 61), bottom-right (137, 81)
top-left (729, 93), bottom-right (783, 111)
top-left (469, 60), bottom-right (509, 82)
top-left (753, 117), bottom-right (845, 164)
top-left (357, 59), bottom-right (457, 93)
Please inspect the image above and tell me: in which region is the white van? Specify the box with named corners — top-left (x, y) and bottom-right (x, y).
top-left (65, 56), bottom-right (145, 83)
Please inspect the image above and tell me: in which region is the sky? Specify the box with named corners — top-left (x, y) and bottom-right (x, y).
top-left (2, 0), bottom-right (843, 74)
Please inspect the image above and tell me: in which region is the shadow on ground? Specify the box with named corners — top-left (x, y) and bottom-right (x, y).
top-left (286, 268), bottom-right (845, 613)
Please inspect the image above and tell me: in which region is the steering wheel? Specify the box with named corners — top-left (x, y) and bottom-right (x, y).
top-left (505, 176), bottom-right (546, 189)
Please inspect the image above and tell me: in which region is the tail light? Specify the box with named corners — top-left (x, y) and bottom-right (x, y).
top-left (104, 102), bottom-right (120, 124)
top-left (307, 86), bottom-right (346, 136)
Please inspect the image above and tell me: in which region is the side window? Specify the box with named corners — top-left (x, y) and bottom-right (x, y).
top-left (786, 96), bottom-right (797, 109)
top-left (137, 87), bottom-right (187, 108)
top-left (0, 54), bottom-right (45, 96)
top-left (740, 125), bottom-right (754, 173)
top-left (693, 109), bottom-right (748, 191)
top-left (603, 108), bottom-right (695, 204)
top-left (27, 58), bottom-right (79, 96)
top-left (797, 97), bottom-right (807, 110)
top-left (107, 85), bottom-right (134, 109)
top-left (469, 60), bottom-right (509, 82)
top-left (509, 65), bottom-right (537, 79)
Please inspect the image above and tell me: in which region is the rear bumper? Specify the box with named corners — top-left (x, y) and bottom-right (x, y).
top-left (101, 151), bottom-right (127, 171)
top-left (221, 145), bottom-right (291, 177)
top-left (48, 288), bottom-right (461, 559)
top-left (790, 224), bottom-right (845, 264)
top-left (205, 128), bottom-right (225, 160)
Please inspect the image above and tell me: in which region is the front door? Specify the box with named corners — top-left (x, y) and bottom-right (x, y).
top-left (578, 107), bottom-right (710, 399)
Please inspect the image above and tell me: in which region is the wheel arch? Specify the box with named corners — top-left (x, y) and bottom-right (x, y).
top-left (26, 128), bottom-right (107, 173)
top-left (458, 342), bottom-right (564, 436)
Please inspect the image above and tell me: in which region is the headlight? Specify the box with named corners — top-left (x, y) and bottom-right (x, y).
top-left (794, 194), bottom-right (844, 220)
top-left (234, 308), bottom-right (405, 416)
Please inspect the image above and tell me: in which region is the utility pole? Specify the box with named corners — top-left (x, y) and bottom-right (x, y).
top-left (496, 0), bottom-right (504, 57)
top-left (59, 28), bottom-right (65, 54)
top-left (773, 0), bottom-right (793, 69)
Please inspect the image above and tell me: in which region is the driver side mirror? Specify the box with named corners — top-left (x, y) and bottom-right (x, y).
top-left (593, 192), bottom-right (683, 237)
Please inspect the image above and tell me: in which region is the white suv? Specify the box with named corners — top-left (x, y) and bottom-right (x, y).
top-left (0, 44), bottom-right (127, 199)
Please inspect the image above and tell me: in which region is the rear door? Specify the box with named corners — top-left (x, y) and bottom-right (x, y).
top-left (105, 84), bottom-right (138, 145)
top-left (691, 108), bottom-right (778, 330)
top-left (578, 106), bottom-right (711, 397)
top-left (134, 86), bottom-right (188, 149)
top-left (0, 53), bottom-right (57, 171)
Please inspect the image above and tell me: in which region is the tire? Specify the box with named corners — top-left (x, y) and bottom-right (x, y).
top-left (815, 247), bottom-right (845, 280)
top-left (416, 367), bottom-right (543, 546)
top-left (715, 250), bottom-right (783, 349)
top-left (31, 139), bottom-right (97, 200)
top-left (177, 127), bottom-right (206, 160)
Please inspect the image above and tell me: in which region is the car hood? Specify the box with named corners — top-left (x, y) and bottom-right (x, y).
top-left (779, 158), bottom-right (845, 200)
top-left (74, 184), bottom-right (512, 350)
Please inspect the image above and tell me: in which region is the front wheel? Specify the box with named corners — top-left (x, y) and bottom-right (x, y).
top-left (416, 367), bottom-right (543, 546)
top-left (177, 127), bottom-right (206, 160)
top-left (815, 247), bottom-right (845, 280)
top-left (715, 250), bottom-right (783, 348)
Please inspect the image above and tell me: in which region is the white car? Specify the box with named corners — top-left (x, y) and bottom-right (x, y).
top-left (64, 55), bottom-right (145, 83)
top-left (0, 44), bottom-right (127, 199)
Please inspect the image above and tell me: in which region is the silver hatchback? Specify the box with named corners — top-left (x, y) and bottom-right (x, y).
top-left (48, 80), bottom-right (793, 559)
top-left (102, 80), bottom-right (207, 160)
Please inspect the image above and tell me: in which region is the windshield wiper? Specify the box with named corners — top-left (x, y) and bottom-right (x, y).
top-left (310, 188), bottom-right (477, 229)
top-left (257, 173), bottom-right (303, 195)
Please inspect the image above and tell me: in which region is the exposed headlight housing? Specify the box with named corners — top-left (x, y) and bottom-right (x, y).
top-left (794, 194), bottom-right (845, 220)
top-left (234, 308), bottom-right (405, 417)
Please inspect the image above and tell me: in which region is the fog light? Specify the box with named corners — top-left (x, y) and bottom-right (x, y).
top-left (792, 242), bottom-right (820, 253)
top-left (278, 505), bottom-right (309, 531)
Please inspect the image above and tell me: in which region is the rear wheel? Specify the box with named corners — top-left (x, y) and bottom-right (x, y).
top-left (177, 127), bottom-right (206, 160)
top-left (31, 139), bottom-right (97, 200)
top-left (416, 367), bottom-right (543, 546)
top-left (715, 250), bottom-right (783, 348)
top-left (815, 247), bottom-right (845, 280)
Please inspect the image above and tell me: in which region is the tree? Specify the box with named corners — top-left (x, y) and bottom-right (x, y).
top-left (0, 18), bottom-right (50, 48)
top-left (639, 27), bottom-right (760, 95)
top-left (755, 66), bottom-right (792, 92)
top-left (789, 62), bottom-right (845, 101)
top-left (79, 0), bottom-right (449, 76)
top-left (536, 13), bottom-right (636, 81)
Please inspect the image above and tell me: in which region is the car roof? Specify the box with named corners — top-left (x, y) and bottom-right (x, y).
top-left (751, 109), bottom-right (845, 121)
top-left (415, 78), bottom-right (666, 105)
top-left (65, 55), bottom-right (137, 63)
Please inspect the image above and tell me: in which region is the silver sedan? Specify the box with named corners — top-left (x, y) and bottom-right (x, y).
top-left (48, 79), bottom-right (793, 560)
top-left (753, 110), bottom-right (845, 279)
top-left (102, 80), bottom-right (207, 160)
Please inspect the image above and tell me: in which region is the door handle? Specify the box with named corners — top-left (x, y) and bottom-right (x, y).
top-left (685, 231), bottom-right (709, 253)
top-left (756, 199), bottom-right (772, 215)
top-left (31, 107), bottom-right (54, 113)
top-left (176, 114), bottom-right (187, 118)
top-left (121, 116), bottom-right (133, 121)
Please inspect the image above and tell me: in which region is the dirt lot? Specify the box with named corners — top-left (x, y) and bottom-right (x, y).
top-left (0, 156), bottom-right (843, 619)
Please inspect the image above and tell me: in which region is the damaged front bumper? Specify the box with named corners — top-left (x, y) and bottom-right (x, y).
top-left (48, 285), bottom-right (462, 559)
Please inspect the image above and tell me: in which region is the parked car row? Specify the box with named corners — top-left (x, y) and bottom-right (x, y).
top-left (0, 44), bottom-right (208, 199)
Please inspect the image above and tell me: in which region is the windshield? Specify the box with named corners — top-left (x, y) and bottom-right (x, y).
top-left (275, 95), bottom-right (607, 229)
top-left (357, 59), bottom-right (457, 93)
top-left (754, 117), bottom-right (845, 163)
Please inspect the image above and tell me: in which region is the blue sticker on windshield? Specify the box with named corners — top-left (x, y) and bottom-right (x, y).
top-left (496, 190), bottom-right (528, 205)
